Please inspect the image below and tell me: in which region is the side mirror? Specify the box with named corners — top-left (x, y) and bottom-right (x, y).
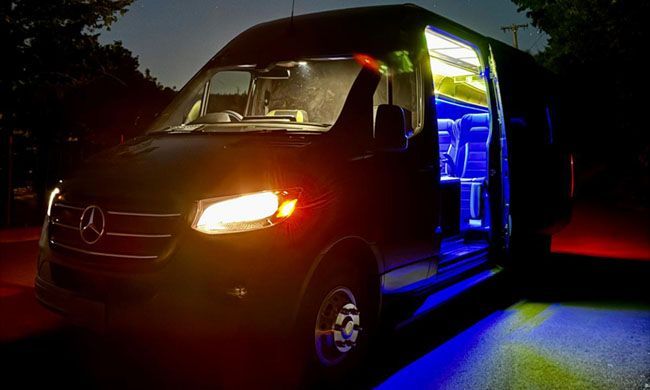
top-left (374, 104), bottom-right (408, 151)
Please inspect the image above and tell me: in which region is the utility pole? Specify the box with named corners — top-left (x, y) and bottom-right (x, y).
top-left (501, 23), bottom-right (528, 49)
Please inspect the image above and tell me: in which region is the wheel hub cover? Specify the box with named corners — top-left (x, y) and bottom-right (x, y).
top-left (333, 303), bottom-right (361, 353)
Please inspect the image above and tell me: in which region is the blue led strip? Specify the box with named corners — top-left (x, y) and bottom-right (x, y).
top-left (412, 267), bottom-right (502, 317)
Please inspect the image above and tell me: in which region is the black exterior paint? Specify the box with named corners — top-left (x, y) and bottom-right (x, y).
top-left (35, 4), bottom-right (571, 334)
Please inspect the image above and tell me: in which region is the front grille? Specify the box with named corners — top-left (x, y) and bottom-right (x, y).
top-left (49, 201), bottom-right (181, 261)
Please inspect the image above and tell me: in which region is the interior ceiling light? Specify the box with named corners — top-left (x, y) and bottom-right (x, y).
top-left (426, 28), bottom-right (482, 70)
top-left (430, 57), bottom-right (474, 77)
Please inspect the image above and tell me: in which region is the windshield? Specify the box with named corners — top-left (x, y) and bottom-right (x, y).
top-left (150, 58), bottom-right (362, 133)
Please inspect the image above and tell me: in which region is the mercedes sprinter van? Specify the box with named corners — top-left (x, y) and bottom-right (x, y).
top-left (36, 4), bottom-right (573, 377)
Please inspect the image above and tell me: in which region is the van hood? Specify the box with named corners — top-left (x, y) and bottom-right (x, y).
top-left (60, 133), bottom-right (333, 214)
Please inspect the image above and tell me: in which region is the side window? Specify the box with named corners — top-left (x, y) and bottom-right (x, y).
top-left (372, 59), bottom-right (422, 136)
top-left (149, 70), bottom-right (250, 129)
top-left (205, 71), bottom-right (251, 116)
top-left (184, 89), bottom-right (204, 124)
top-left (393, 69), bottom-right (421, 134)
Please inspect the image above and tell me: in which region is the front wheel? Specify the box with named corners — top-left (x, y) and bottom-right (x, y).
top-left (295, 261), bottom-right (377, 384)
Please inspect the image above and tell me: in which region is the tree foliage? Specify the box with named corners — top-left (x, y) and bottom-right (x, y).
top-left (513, 0), bottom-right (649, 70)
top-left (0, 0), bottom-right (175, 225)
top-left (0, 0), bottom-right (173, 132)
top-left (511, 0), bottom-right (649, 138)
top-left (2, 0), bottom-right (126, 122)
top-left (512, 0), bottom-right (649, 204)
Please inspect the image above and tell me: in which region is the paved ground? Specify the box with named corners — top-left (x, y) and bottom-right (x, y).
top-left (552, 201), bottom-right (650, 261)
top-left (376, 296), bottom-right (650, 389)
top-left (0, 238), bottom-right (63, 344)
top-left (1, 203), bottom-right (649, 389)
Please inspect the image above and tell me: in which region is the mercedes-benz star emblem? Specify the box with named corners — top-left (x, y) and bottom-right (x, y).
top-left (79, 205), bottom-right (105, 244)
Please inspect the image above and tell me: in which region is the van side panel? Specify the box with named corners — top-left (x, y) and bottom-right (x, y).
top-left (488, 41), bottom-right (572, 236)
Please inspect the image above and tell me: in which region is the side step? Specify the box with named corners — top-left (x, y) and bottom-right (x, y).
top-left (438, 239), bottom-right (489, 268)
top-left (397, 267), bottom-right (502, 329)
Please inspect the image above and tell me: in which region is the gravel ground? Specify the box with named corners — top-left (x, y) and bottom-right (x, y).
top-left (377, 300), bottom-right (650, 389)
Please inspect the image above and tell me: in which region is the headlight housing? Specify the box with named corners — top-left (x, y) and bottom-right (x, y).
top-left (191, 190), bottom-right (299, 234)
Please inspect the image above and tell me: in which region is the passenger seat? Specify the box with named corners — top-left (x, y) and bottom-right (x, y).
top-left (437, 119), bottom-right (456, 176)
top-left (454, 113), bottom-right (489, 178)
top-left (455, 113), bottom-right (490, 229)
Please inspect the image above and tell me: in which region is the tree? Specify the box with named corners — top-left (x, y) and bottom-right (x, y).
top-left (0, 0), bottom-right (175, 226)
top-left (512, 0), bottom-right (649, 204)
top-left (1, 0), bottom-right (132, 122)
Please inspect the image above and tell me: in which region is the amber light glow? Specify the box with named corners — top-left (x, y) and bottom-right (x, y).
top-left (277, 199), bottom-right (298, 218)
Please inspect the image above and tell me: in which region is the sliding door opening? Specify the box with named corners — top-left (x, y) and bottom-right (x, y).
top-left (426, 27), bottom-right (493, 264)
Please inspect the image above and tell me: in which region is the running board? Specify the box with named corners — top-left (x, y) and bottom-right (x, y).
top-left (397, 267), bottom-right (502, 329)
top-left (436, 250), bottom-right (489, 282)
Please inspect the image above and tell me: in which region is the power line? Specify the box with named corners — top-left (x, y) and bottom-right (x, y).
top-left (500, 23), bottom-right (528, 49)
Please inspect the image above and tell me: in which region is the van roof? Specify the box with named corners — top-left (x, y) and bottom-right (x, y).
top-left (208, 4), bottom-right (525, 68)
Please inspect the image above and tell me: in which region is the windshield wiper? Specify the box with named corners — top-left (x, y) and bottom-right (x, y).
top-left (193, 126), bottom-right (289, 133)
top-left (242, 115), bottom-right (295, 122)
top-left (154, 124), bottom-right (206, 133)
top-left (241, 117), bottom-right (330, 128)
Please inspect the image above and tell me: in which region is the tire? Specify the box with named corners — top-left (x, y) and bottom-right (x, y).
top-left (294, 258), bottom-right (378, 385)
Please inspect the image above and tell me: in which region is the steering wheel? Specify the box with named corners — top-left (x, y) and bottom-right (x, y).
top-left (220, 110), bottom-right (243, 122)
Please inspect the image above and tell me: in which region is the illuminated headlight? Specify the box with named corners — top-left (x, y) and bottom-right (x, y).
top-left (191, 190), bottom-right (299, 234)
top-left (47, 187), bottom-right (60, 217)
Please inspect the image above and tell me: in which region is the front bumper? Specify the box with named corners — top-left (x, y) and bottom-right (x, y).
top-left (35, 222), bottom-right (322, 337)
top-left (35, 274), bottom-right (106, 330)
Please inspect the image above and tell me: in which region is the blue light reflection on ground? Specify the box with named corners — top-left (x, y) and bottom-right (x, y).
top-left (377, 301), bottom-right (650, 389)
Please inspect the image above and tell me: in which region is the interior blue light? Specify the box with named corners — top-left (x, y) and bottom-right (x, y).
top-left (436, 95), bottom-right (491, 233)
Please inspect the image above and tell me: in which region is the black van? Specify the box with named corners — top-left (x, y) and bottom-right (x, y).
top-left (36, 4), bottom-right (572, 377)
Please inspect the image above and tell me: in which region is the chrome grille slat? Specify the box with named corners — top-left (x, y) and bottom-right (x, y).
top-left (49, 201), bottom-right (180, 261)
top-left (106, 211), bottom-right (181, 217)
top-left (105, 232), bottom-right (172, 238)
top-left (51, 221), bottom-right (78, 230)
top-left (54, 203), bottom-right (84, 211)
top-left (52, 221), bottom-right (173, 238)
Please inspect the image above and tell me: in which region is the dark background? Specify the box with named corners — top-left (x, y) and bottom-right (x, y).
top-left (0, 0), bottom-right (648, 227)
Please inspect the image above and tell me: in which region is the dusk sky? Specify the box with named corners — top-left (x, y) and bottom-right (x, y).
top-left (100, 0), bottom-right (546, 89)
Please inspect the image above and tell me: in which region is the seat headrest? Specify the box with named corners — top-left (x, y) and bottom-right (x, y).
top-left (438, 118), bottom-right (458, 142)
top-left (437, 119), bottom-right (455, 132)
top-left (267, 109), bottom-right (308, 122)
top-left (458, 113), bottom-right (490, 132)
top-left (456, 113), bottom-right (490, 145)
top-left (466, 126), bottom-right (489, 142)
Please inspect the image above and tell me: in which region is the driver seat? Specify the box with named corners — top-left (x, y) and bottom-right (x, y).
top-left (267, 109), bottom-right (308, 122)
